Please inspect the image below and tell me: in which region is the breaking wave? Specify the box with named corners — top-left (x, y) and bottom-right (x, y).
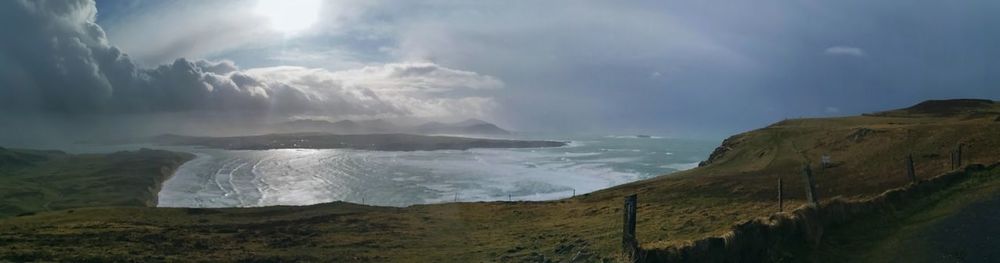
top-left (157, 136), bottom-right (715, 207)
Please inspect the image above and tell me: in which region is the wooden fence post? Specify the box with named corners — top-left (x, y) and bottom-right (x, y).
top-left (622, 194), bottom-right (639, 261)
top-left (950, 151), bottom-right (956, 170)
top-left (906, 154), bottom-right (917, 183)
top-left (951, 144), bottom-right (965, 170)
top-left (778, 177), bottom-right (784, 212)
top-left (957, 143), bottom-right (964, 168)
top-left (802, 164), bottom-right (818, 206)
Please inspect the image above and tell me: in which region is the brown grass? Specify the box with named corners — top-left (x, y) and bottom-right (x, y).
top-left (639, 163), bottom-right (1000, 262)
top-left (1, 100), bottom-right (999, 262)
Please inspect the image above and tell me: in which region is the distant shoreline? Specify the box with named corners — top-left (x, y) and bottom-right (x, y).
top-left (151, 133), bottom-right (568, 151)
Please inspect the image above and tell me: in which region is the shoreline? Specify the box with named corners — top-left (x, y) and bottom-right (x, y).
top-left (152, 148), bottom-right (649, 208)
top-left (146, 151), bottom-right (197, 207)
top-left (4, 99), bottom-right (998, 262)
top-left (152, 133), bottom-right (569, 151)
top-left (150, 135), bottom-right (708, 208)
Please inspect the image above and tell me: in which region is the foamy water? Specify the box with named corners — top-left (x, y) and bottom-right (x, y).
top-left (154, 135), bottom-right (715, 207)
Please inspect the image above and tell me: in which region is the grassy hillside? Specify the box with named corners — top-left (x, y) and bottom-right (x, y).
top-left (1, 99), bottom-right (998, 262)
top-left (0, 148), bottom-right (193, 217)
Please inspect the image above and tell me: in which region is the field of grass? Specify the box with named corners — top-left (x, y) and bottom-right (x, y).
top-left (0, 148), bottom-right (193, 218)
top-left (1, 99), bottom-right (999, 262)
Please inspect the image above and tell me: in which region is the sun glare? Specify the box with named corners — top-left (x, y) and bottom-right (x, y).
top-left (255, 0), bottom-right (321, 34)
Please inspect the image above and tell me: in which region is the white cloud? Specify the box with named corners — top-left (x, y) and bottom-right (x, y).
top-left (245, 63), bottom-right (502, 119)
top-left (824, 46), bottom-right (866, 57)
top-left (332, 62), bottom-right (504, 92)
top-left (389, 2), bottom-right (754, 73)
top-left (100, 0), bottom-right (378, 67)
top-left (267, 49), bottom-right (366, 70)
top-left (0, 0), bottom-right (501, 121)
top-left (100, 1), bottom-right (281, 66)
top-left (825, 106), bottom-right (840, 113)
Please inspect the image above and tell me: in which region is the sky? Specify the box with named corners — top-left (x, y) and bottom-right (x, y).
top-left (2, 0), bottom-right (999, 145)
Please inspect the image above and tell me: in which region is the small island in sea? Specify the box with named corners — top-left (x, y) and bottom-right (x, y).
top-left (151, 133), bottom-right (567, 151)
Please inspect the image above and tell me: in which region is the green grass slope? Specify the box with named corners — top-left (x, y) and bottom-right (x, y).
top-left (0, 99), bottom-right (998, 262)
top-left (0, 148), bottom-right (193, 217)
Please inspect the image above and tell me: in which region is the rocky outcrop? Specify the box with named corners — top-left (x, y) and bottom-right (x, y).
top-left (698, 135), bottom-right (742, 167)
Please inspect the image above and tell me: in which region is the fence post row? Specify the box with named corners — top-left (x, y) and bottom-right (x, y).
top-left (802, 164), bottom-right (818, 206)
top-left (622, 194), bottom-right (639, 261)
top-left (951, 143), bottom-right (965, 170)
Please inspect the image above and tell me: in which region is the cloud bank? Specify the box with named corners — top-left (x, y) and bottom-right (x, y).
top-left (824, 46), bottom-right (866, 57)
top-left (0, 0), bottom-right (500, 122)
top-left (6, 0), bottom-right (1000, 142)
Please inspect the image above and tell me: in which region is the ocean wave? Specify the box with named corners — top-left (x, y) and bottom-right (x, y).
top-left (157, 137), bottom-right (710, 208)
top-left (660, 161), bottom-right (701, 171)
top-left (605, 135), bottom-right (665, 139)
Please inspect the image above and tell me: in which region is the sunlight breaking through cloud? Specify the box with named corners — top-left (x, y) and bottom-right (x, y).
top-left (0, 0), bottom-right (500, 121)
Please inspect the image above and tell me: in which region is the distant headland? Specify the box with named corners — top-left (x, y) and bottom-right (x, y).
top-left (151, 133), bottom-right (567, 151)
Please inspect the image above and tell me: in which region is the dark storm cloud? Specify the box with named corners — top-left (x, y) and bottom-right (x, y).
top-left (6, 0), bottom-right (1000, 141)
top-left (0, 0), bottom-right (264, 114)
top-left (0, 0), bottom-right (498, 120)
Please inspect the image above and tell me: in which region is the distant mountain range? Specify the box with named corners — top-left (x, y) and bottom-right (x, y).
top-left (151, 133), bottom-right (561, 151)
top-left (274, 118), bottom-right (511, 136)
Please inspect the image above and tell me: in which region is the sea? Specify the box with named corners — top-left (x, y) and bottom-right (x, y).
top-left (58, 135), bottom-right (717, 208)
